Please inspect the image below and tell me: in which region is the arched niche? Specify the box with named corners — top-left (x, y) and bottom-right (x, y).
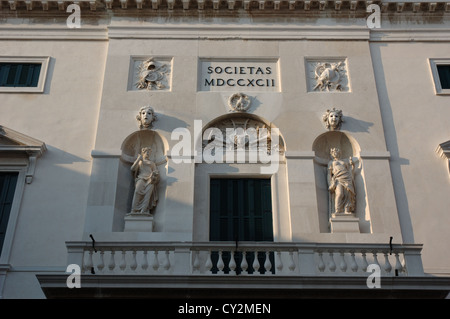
top-left (193, 112), bottom-right (291, 242)
top-left (112, 130), bottom-right (168, 232)
top-left (312, 131), bottom-right (370, 233)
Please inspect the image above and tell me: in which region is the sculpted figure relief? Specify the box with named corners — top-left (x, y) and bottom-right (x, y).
top-left (327, 147), bottom-right (356, 215)
top-left (137, 105), bottom-right (157, 130)
top-left (129, 147), bottom-right (160, 215)
top-left (313, 61), bottom-right (345, 92)
top-left (323, 108), bottom-right (343, 131)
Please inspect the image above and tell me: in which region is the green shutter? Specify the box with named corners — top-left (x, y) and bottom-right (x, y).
top-left (209, 178), bottom-right (274, 274)
top-left (0, 173), bottom-right (18, 256)
top-left (0, 63), bottom-right (41, 87)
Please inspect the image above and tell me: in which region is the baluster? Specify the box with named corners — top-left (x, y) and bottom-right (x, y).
top-left (192, 250), bottom-right (200, 273)
top-left (349, 251), bottom-right (358, 272)
top-left (264, 251), bottom-right (272, 275)
top-left (288, 251), bottom-right (296, 272)
top-left (217, 250), bottom-right (225, 274)
top-left (97, 250), bottom-right (105, 273)
top-left (205, 250), bottom-right (213, 274)
top-left (152, 250), bottom-right (160, 271)
top-left (384, 252), bottom-right (392, 274)
top-left (229, 251), bottom-right (237, 275)
top-left (130, 250), bottom-right (138, 272)
top-left (339, 251), bottom-right (347, 272)
top-left (108, 250), bottom-right (116, 272)
top-left (240, 251), bottom-right (248, 275)
top-left (372, 251), bottom-right (380, 269)
top-left (361, 251), bottom-right (369, 272)
top-left (119, 250), bottom-right (127, 272)
top-left (85, 250), bottom-right (93, 274)
top-left (252, 251), bottom-right (260, 275)
top-left (317, 251), bottom-right (326, 272)
top-left (328, 251), bottom-right (336, 272)
top-left (394, 252), bottom-right (403, 275)
top-left (276, 251), bottom-right (283, 273)
top-left (163, 250), bottom-right (171, 272)
top-left (141, 250), bottom-right (149, 271)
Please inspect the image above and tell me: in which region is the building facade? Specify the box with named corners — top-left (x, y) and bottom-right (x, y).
top-left (1, 0), bottom-right (450, 299)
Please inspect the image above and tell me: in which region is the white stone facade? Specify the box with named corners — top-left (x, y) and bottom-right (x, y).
top-left (0, 0), bottom-right (450, 298)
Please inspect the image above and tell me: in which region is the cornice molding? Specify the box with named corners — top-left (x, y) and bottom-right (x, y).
top-left (2, 0), bottom-right (450, 13)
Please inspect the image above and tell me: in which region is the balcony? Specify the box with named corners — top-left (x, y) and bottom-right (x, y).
top-left (36, 240), bottom-right (450, 298)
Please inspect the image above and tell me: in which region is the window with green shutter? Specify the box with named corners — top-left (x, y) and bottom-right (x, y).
top-left (210, 178), bottom-right (274, 274)
top-left (0, 172), bottom-right (18, 257)
top-left (0, 63), bottom-right (42, 87)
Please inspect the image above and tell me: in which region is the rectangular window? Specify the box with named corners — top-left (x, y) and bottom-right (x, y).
top-left (0, 172), bottom-right (18, 257)
top-left (0, 57), bottom-right (50, 93)
top-left (437, 65), bottom-right (450, 89)
top-left (429, 58), bottom-right (450, 95)
top-left (0, 63), bottom-right (42, 87)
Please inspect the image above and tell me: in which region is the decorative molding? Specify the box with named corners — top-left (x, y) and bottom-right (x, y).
top-left (436, 140), bottom-right (450, 178)
top-left (0, 27), bottom-right (108, 41)
top-left (3, 0), bottom-right (450, 13)
top-left (108, 25), bottom-right (370, 41)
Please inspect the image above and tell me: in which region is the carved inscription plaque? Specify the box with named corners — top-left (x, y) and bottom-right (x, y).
top-left (199, 59), bottom-right (280, 92)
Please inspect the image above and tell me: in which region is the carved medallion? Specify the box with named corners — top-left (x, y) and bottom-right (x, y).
top-left (228, 93), bottom-right (251, 112)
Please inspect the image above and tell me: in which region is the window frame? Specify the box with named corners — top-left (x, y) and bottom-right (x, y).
top-left (0, 57), bottom-right (50, 93)
top-left (429, 58), bottom-right (450, 95)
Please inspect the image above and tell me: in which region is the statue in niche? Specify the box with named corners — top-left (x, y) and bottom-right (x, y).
top-left (327, 147), bottom-right (356, 215)
top-left (323, 108), bottom-right (344, 131)
top-left (128, 147), bottom-right (160, 216)
top-left (137, 105), bottom-right (157, 130)
top-left (135, 58), bottom-right (169, 90)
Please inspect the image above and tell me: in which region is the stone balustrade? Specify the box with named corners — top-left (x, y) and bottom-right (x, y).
top-left (66, 241), bottom-right (425, 277)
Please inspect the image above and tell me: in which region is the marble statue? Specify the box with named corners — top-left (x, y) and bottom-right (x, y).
top-left (129, 147), bottom-right (160, 215)
top-left (327, 147), bottom-right (356, 215)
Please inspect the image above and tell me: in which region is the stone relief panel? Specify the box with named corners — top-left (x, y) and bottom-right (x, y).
top-left (129, 57), bottom-right (171, 91)
top-left (306, 58), bottom-right (350, 92)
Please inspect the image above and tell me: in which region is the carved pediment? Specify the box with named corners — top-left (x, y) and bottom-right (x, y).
top-left (0, 126), bottom-right (47, 184)
top-left (0, 126), bottom-right (47, 156)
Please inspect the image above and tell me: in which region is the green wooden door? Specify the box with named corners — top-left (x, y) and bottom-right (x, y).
top-left (210, 178), bottom-right (274, 274)
top-left (0, 172), bottom-right (18, 256)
